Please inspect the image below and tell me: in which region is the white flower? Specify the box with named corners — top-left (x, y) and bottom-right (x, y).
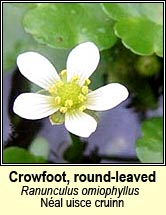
top-left (13, 42), bottom-right (129, 137)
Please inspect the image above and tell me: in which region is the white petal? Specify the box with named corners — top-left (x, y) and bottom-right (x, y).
top-left (87, 83), bottom-right (129, 111)
top-left (17, 52), bottom-right (60, 90)
top-left (13, 93), bottom-right (58, 120)
top-left (66, 42), bottom-right (100, 85)
top-left (65, 112), bottom-right (97, 137)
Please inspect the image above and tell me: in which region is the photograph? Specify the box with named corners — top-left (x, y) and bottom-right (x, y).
top-left (2, 2), bottom-right (164, 164)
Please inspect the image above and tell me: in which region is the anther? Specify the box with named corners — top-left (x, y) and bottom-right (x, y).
top-left (60, 69), bottom-right (67, 81)
top-left (54, 96), bottom-right (61, 105)
top-left (81, 86), bottom-right (88, 95)
top-left (84, 79), bottom-right (91, 86)
top-left (72, 75), bottom-right (80, 82)
top-left (49, 85), bottom-right (56, 94)
top-left (56, 80), bottom-right (64, 88)
top-left (65, 100), bottom-right (73, 108)
top-left (78, 94), bottom-right (86, 102)
top-left (79, 105), bottom-right (86, 112)
top-left (59, 107), bottom-right (67, 114)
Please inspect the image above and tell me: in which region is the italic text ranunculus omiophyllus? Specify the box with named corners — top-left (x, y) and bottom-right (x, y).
top-left (13, 42), bottom-right (129, 137)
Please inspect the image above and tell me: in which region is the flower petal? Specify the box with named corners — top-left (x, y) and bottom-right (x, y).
top-left (87, 83), bottom-right (129, 111)
top-left (65, 112), bottom-right (97, 137)
top-left (13, 93), bottom-right (58, 120)
top-left (17, 52), bottom-right (60, 90)
top-left (66, 42), bottom-right (100, 85)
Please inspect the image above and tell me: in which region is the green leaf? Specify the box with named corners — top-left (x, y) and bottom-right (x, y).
top-left (23, 3), bottom-right (117, 50)
top-left (102, 3), bottom-right (163, 57)
top-left (3, 147), bottom-right (46, 163)
top-left (29, 137), bottom-right (50, 160)
top-left (3, 3), bottom-right (68, 74)
top-left (136, 117), bottom-right (163, 163)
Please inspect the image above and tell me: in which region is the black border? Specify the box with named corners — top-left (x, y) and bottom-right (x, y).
top-left (1, 0), bottom-right (165, 166)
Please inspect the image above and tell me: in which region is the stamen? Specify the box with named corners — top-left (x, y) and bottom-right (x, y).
top-left (72, 75), bottom-right (80, 82)
top-left (54, 96), bottom-right (61, 105)
top-left (79, 105), bottom-right (86, 112)
top-left (56, 80), bottom-right (64, 88)
top-left (81, 86), bottom-right (88, 95)
top-left (84, 79), bottom-right (91, 86)
top-left (65, 100), bottom-right (73, 108)
top-left (60, 69), bottom-right (67, 81)
top-left (78, 94), bottom-right (86, 102)
top-left (49, 85), bottom-right (56, 94)
top-left (59, 107), bottom-right (67, 114)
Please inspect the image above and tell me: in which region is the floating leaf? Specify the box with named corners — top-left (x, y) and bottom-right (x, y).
top-left (23, 3), bottom-right (117, 50)
top-left (136, 117), bottom-right (163, 163)
top-left (3, 3), bottom-right (68, 73)
top-left (102, 3), bottom-right (163, 57)
top-left (3, 147), bottom-right (46, 163)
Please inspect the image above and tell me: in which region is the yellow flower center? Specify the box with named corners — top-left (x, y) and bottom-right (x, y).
top-left (48, 70), bottom-right (91, 114)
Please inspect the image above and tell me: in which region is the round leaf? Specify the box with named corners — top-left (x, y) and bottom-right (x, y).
top-left (3, 147), bottom-right (46, 163)
top-left (102, 3), bottom-right (163, 57)
top-left (136, 117), bottom-right (163, 163)
top-left (3, 3), bottom-right (68, 73)
top-left (23, 3), bottom-right (117, 50)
